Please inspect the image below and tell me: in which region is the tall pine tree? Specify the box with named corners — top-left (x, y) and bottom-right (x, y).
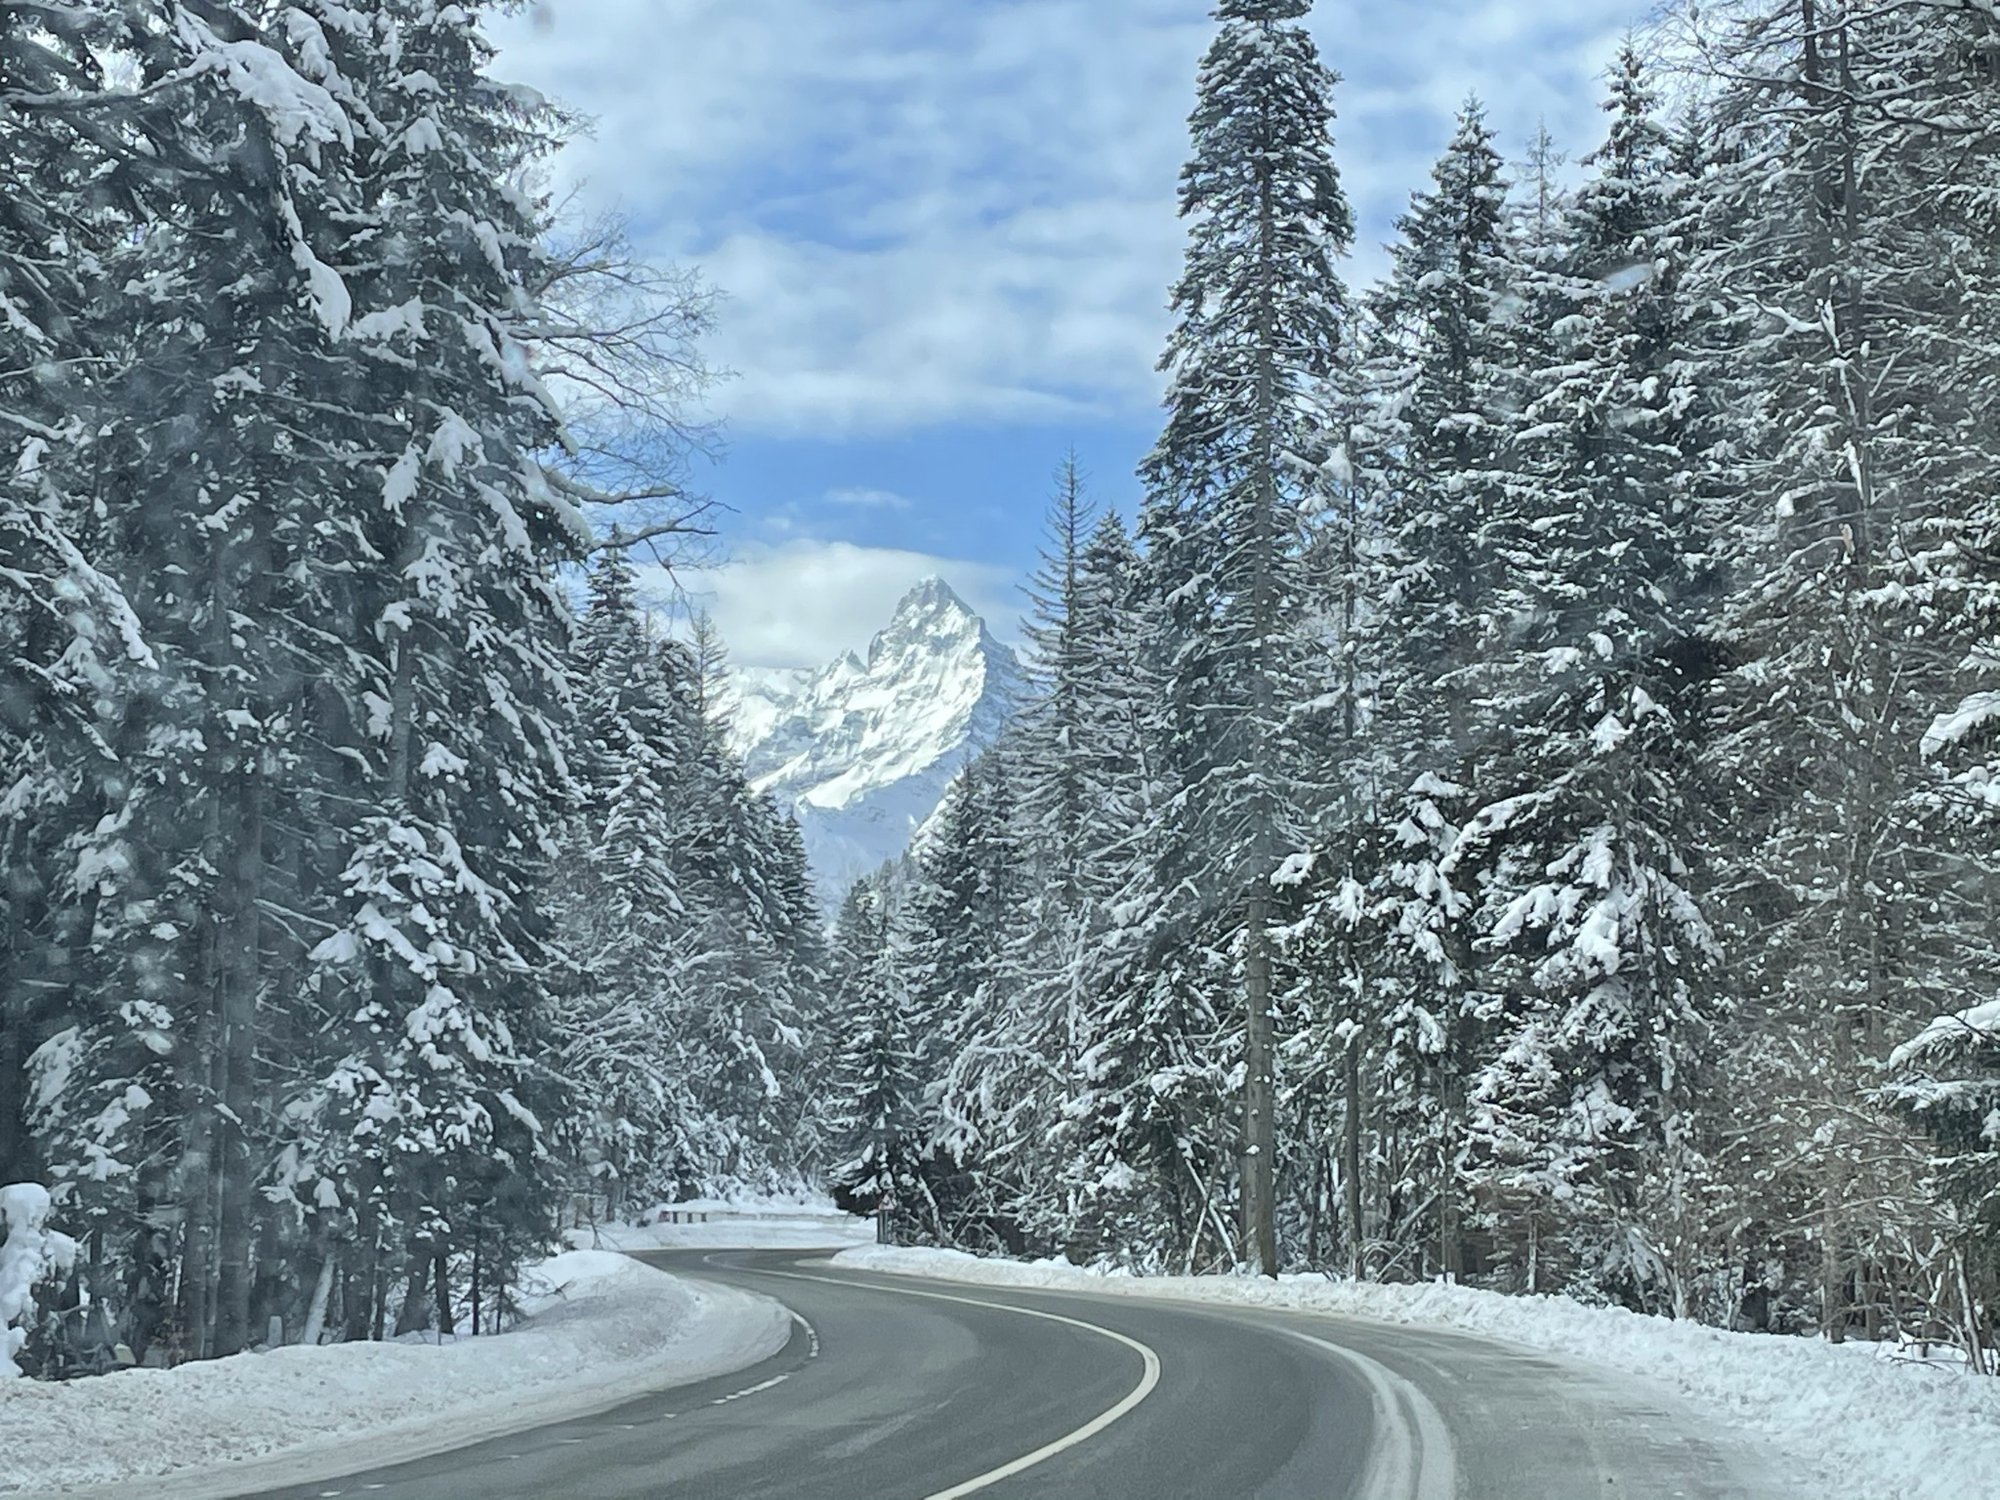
top-left (1139, 0), bottom-right (1353, 1275)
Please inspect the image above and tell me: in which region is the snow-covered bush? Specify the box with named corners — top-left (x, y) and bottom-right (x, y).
top-left (1, 1183), bottom-right (78, 1378)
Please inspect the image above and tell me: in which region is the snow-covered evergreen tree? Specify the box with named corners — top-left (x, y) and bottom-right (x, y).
top-left (826, 877), bottom-right (929, 1238)
top-left (665, 647), bottom-right (808, 1191)
top-left (762, 809), bottom-right (832, 1178)
top-left (27, 0), bottom-right (382, 1360)
top-left (1, 1182), bottom-right (77, 1379)
top-left (1463, 47), bottom-right (1723, 1314)
top-left (272, 0), bottom-right (583, 1339)
top-left (1888, 998), bottom-right (2000, 1373)
top-left (1680, 0), bottom-right (1995, 1339)
top-left (1882, 2), bottom-right (2000, 1360)
top-left (0, 0), bottom-right (153, 1203)
top-left (1009, 504), bottom-right (1206, 1264)
top-left (1364, 98), bottom-right (1515, 780)
top-left (1138, 0), bottom-right (1354, 1275)
top-left (547, 549), bottom-right (689, 1214)
top-left (904, 753), bottom-right (1029, 1249)
top-left (1349, 98), bottom-right (1517, 1282)
top-left (1017, 454), bottom-right (1097, 907)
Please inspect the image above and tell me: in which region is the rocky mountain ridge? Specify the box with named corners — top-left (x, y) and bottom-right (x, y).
top-left (725, 576), bottom-right (1025, 903)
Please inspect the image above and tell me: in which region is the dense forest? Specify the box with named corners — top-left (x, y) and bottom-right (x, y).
top-left (824, 0), bottom-right (2000, 1374)
top-left (6, 0), bottom-right (2000, 1386)
top-left (0, 1), bottom-right (825, 1372)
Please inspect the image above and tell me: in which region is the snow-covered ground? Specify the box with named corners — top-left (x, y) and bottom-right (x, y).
top-left (7, 1247), bottom-right (789, 1498)
top-left (572, 1193), bottom-right (875, 1254)
top-left (834, 1245), bottom-right (2000, 1500)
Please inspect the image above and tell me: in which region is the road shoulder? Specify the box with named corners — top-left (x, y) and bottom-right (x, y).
top-left (13, 1252), bottom-right (791, 1500)
top-left (832, 1244), bottom-right (1985, 1500)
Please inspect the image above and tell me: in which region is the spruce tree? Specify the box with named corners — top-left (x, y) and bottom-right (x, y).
top-left (27, 0), bottom-right (374, 1360)
top-left (1878, 0), bottom-right (2000, 1362)
top-left (826, 878), bottom-right (929, 1238)
top-left (1464, 46), bottom-right (1722, 1314)
top-left (1684, 0), bottom-right (1989, 1337)
top-left (294, 0), bottom-right (583, 1335)
top-left (0, 0), bottom-right (152, 1193)
top-left (905, 753), bottom-right (1028, 1249)
top-left (1365, 99), bottom-right (1515, 779)
top-left (548, 550), bottom-right (689, 1215)
top-left (1014, 510), bottom-right (1198, 1262)
top-left (1888, 998), bottom-right (2000, 1372)
top-left (1017, 454), bottom-right (1097, 907)
top-left (1139, 0), bottom-right (1353, 1275)
top-left (1353, 98), bottom-right (1516, 1281)
top-left (665, 649), bottom-right (806, 1191)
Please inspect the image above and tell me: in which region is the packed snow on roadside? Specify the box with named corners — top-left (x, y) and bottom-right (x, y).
top-left (2, 1247), bottom-right (789, 1497)
top-left (835, 1244), bottom-right (2000, 1500)
top-left (572, 1190), bottom-right (874, 1253)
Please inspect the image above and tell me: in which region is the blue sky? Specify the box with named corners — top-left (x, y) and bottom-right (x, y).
top-left (488, 0), bottom-right (1649, 669)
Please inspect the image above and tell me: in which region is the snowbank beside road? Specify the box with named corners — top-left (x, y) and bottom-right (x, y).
top-left (574, 1192), bottom-right (873, 1253)
top-left (6, 1248), bottom-right (790, 1498)
top-left (835, 1244), bottom-right (2000, 1500)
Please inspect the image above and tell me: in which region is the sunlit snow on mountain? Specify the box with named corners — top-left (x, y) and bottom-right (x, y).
top-left (723, 576), bottom-right (1026, 903)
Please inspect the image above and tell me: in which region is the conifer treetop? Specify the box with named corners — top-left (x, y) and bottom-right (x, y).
top-left (1216, 0), bottom-right (1313, 20)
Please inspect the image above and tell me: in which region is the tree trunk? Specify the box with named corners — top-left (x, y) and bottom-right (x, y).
top-left (1243, 890), bottom-right (1278, 1277)
top-left (250, 1196), bottom-right (285, 1345)
top-left (213, 772), bottom-right (263, 1357)
top-left (394, 1247), bottom-right (432, 1337)
top-left (301, 1254), bottom-right (335, 1348)
top-left (344, 1201), bottom-right (378, 1344)
top-left (178, 1100), bottom-right (218, 1362)
top-left (434, 1250), bottom-right (455, 1337)
top-left (1343, 1033), bottom-right (1365, 1278)
top-left (1305, 1148), bottom-right (1323, 1266)
top-left (0, 879), bottom-right (33, 1180)
top-left (1437, 1051), bottom-right (1462, 1282)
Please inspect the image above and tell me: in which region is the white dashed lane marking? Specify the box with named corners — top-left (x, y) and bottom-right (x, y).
top-left (710, 1372), bottom-right (792, 1405)
top-left (423, 1276), bottom-right (822, 1468)
top-left (700, 1307), bottom-right (820, 1407)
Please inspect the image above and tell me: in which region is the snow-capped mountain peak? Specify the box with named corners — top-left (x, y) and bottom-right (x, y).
top-left (729, 577), bottom-right (1024, 905)
top-left (874, 573), bottom-right (974, 635)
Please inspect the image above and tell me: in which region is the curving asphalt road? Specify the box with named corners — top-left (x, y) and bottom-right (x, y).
top-left (239, 1247), bottom-right (1791, 1500)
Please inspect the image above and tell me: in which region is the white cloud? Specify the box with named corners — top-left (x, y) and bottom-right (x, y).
top-left (826, 486), bottom-right (915, 511)
top-left (642, 539), bottom-right (1023, 672)
top-left (490, 1), bottom-right (1642, 441)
